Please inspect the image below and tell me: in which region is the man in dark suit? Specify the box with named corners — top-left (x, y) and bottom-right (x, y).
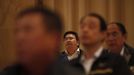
top-left (60, 31), bottom-right (82, 62)
top-left (0, 7), bottom-right (83, 75)
top-left (106, 22), bottom-right (134, 73)
top-left (70, 13), bottom-right (132, 75)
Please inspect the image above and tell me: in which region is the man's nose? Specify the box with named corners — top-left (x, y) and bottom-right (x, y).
top-left (15, 32), bottom-right (25, 42)
top-left (107, 35), bottom-right (115, 41)
top-left (82, 26), bottom-right (89, 33)
top-left (66, 39), bottom-right (71, 42)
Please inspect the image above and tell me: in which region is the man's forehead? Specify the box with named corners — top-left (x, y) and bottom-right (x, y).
top-left (108, 24), bottom-right (120, 31)
top-left (17, 13), bottom-right (43, 21)
top-left (83, 16), bottom-right (100, 23)
top-left (15, 13), bottom-right (44, 26)
top-left (65, 34), bottom-right (75, 38)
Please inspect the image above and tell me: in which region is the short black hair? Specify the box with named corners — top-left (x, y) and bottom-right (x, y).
top-left (63, 31), bottom-right (79, 41)
top-left (16, 6), bottom-right (63, 33)
top-left (109, 22), bottom-right (127, 35)
top-left (80, 13), bottom-right (107, 32)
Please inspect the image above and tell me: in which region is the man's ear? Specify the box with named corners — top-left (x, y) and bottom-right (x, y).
top-left (77, 41), bottom-right (80, 47)
top-left (101, 31), bottom-right (107, 40)
top-left (124, 34), bottom-right (127, 40)
top-left (123, 34), bottom-right (127, 41)
top-left (48, 32), bottom-right (62, 48)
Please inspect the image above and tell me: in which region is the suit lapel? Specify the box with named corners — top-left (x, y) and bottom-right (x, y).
top-left (89, 50), bottom-right (113, 75)
top-left (123, 47), bottom-right (131, 64)
top-left (71, 49), bottom-right (114, 75)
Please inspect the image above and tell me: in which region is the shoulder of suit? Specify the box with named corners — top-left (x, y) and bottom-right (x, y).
top-left (99, 49), bottom-right (126, 61)
top-left (79, 49), bottom-right (83, 54)
top-left (60, 51), bottom-right (66, 55)
top-left (125, 44), bottom-right (134, 54)
top-left (0, 64), bottom-right (21, 75)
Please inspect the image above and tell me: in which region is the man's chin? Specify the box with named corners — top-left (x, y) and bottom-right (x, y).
top-left (109, 48), bottom-right (120, 54)
top-left (17, 56), bottom-right (30, 64)
top-left (109, 46), bottom-right (116, 50)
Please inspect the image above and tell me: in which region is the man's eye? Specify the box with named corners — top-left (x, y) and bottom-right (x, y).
top-left (106, 33), bottom-right (110, 37)
top-left (80, 25), bottom-right (84, 29)
top-left (65, 37), bottom-right (73, 41)
top-left (69, 38), bottom-right (73, 40)
top-left (80, 23), bottom-right (87, 28)
top-left (14, 28), bottom-right (20, 34)
top-left (24, 26), bottom-right (33, 32)
top-left (112, 32), bottom-right (119, 37)
top-left (65, 38), bottom-right (68, 41)
top-left (89, 25), bottom-right (95, 29)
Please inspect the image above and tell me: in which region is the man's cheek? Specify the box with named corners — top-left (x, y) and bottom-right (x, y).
top-left (30, 35), bottom-right (42, 43)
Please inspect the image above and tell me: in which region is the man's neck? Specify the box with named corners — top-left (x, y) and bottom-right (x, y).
top-left (109, 45), bottom-right (124, 55)
top-left (66, 47), bottom-right (78, 56)
top-left (22, 63), bottom-right (47, 75)
top-left (83, 42), bottom-right (102, 59)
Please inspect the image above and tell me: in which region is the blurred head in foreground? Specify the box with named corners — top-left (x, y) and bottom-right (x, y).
top-left (14, 6), bottom-right (63, 67)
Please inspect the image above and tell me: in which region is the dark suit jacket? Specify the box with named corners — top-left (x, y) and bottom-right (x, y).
top-left (124, 44), bottom-right (134, 67)
top-left (0, 60), bottom-right (84, 75)
top-left (123, 44), bottom-right (134, 74)
top-left (70, 49), bottom-right (132, 75)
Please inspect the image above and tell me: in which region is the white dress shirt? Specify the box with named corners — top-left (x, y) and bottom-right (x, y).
top-left (120, 46), bottom-right (125, 56)
top-left (80, 46), bottom-right (103, 75)
top-left (65, 48), bottom-right (80, 61)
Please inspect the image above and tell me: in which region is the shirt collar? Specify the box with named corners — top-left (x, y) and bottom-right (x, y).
top-left (65, 48), bottom-right (80, 56)
top-left (65, 48), bottom-right (80, 61)
top-left (81, 46), bottom-right (103, 62)
top-left (94, 46), bottom-right (103, 58)
top-left (120, 46), bottom-right (125, 56)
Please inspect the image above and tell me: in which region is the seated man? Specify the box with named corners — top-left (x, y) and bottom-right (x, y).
top-left (0, 7), bottom-right (82, 75)
top-left (70, 13), bottom-right (132, 75)
top-left (106, 22), bottom-right (134, 73)
top-left (60, 31), bottom-right (82, 62)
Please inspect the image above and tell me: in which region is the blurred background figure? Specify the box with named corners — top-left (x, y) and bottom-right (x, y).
top-left (106, 22), bottom-right (134, 73)
top-left (0, 7), bottom-right (82, 75)
top-left (60, 31), bottom-right (82, 62)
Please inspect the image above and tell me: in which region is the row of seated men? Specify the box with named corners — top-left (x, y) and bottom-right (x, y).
top-left (0, 6), bottom-right (134, 75)
top-left (61, 23), bottom-right (134, 75)
top-left (60, 22), bottom-right (134, 75)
